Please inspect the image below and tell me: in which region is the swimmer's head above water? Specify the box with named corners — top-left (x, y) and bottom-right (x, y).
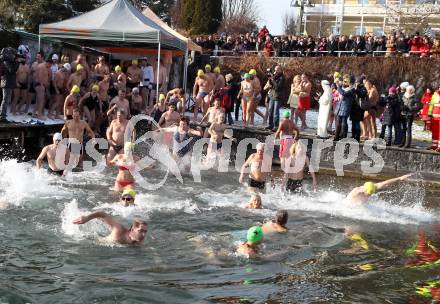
top-left (128, 219), bottom-right (148, 243)
top-left (121, 189), bottom-right (136, 206)
top-left (247, 226), bottom-right (263, 244)
top-left (274, 210), bottom-right (288, 227)
top-left (363, 182), bottom-right (376, 196)
top-left (246, 194), bottom-right (262, 209)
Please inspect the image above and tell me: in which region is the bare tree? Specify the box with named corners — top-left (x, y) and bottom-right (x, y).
top-left (383, 0), bottom-right (440, 34)
top-left (220, 0), bottom-right (259, 33)
top-left (282, 12), bottom-right (296, 36)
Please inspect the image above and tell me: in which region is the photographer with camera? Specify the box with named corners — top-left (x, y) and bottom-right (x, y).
top-left (264, 65), bottom-right (285, 131)
top-left (0, 47), bottom-right (19, 123)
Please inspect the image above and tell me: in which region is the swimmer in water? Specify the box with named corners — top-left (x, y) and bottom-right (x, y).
top-left (346, 173), bottom-right (413, 204)
top-left (237, 226), bottom-right (264, 257)
top-left (245, 194), bottom-right (262, 209)
top-left (120, 189), bottom-right (136, 207)
top-left (262, 210), bottom-right (288, 234)
top-left (35, 132), bottom-right (69, 176)
top-left (73, 211), bottom-right (147, 245)
top-left (239, 143), bottom-right (271, 194)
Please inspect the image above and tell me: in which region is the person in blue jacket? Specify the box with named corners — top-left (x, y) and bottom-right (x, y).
top-left (334, 74), bottom-right (356, 141)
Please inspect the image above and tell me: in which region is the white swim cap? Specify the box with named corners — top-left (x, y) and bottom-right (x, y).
top-left (53, 132), bottom-right (63, 141)
top-left (256, 143), bottom-right (265, 151)
top-left (400, 82), bottom-right (409, 90)
top-left (63, 63), bottom-right (71, 70)
top-left (52, 54), bottom-right (59, 60)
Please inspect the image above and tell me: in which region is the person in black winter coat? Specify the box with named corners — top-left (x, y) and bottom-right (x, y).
top-left (351, 79), bottom-right (368, 142)
top-left (334, 75), bottom-right (356, 141)
top-left (379, 86), bottom-right (400, 146)
top-left (400, 85), bottom-right (421, 148)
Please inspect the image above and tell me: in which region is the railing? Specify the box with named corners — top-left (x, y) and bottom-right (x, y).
top-left (209, 49), bottom-right (436, 58)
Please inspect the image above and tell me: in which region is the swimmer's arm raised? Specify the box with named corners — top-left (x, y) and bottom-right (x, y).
top-left (73, 211), bottom-right (123, 230)
top-left (375, 174), bottom-right (412, 191)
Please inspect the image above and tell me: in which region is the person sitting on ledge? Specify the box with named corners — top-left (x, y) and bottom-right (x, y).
top-left (346, 174), bottom-right (413, 204)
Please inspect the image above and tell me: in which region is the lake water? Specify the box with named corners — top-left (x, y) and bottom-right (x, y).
top-left (0, 158), bottom-right (439, 304)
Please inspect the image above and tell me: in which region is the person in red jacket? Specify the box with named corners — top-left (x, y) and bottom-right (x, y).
top-left (419, 36), bottom-right (432, 57)
top-left (429, 87), bottom-right (440, 151)
top-left (408, 33), bottom-right (422, 56)
top-left (258, 26), bottom-right (269, 39)
top-left (420, 87), bottom-right (433, 131)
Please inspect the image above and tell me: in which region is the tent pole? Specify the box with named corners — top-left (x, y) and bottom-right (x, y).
top-left (38, 35), bottom-right (41, 51)
top-left (156, 33), bottom-right (161, 101)
top-left (183, 46), bottom-right (188, 94)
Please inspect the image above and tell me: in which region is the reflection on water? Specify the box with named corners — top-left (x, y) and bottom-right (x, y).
top-left (1, 159), bottom-right (440, 303)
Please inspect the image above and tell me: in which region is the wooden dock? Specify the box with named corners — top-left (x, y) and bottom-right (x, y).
top-left (0, 122), bottom-right (64, 147)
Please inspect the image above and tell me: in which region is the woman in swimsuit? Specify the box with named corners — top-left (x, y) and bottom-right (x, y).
top-left (64, 85), bottom-right (80, 120)
top-left (239, 143), bottom-right (270, 193)
top-left (238, 73), bottom-right (254, 127)
top-left (79, 85), bottom-right (101, 130)
top-left (150, 94), bottom-right (167, 129)
top-left (107, 142), bottom-right (137, 191)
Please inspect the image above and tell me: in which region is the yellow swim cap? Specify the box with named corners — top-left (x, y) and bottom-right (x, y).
top-left (350, 233), bottom-right (369, 250)
top-left (197, 69), bottom-right (205, 77)
top-left (115, 65), bottom-right (122, 73)
top-left (122, 189), bottom-right (136, 199)
top-left (249, 69), bottom-right (257, 76)
top-left (71, 85), bottom-right (80, 94)
top-left (333, 71), bottom-right (341, 78)
top-left (92, 84), bottom-right (99, 92)
top-left (364, 182), bottom-right (376, 195)
top-left (132, 59), bottom-right (138, 65)
top-left (76, 64), bottom-right (84, 71)
top-left (213, 66), bottom-right (220, 73)
top-left (159, 93), bottom-right (166, 101)
top-left (205, 64), bottom-right (211, 71)
top-left (124, 142), bottom-right (135, 151)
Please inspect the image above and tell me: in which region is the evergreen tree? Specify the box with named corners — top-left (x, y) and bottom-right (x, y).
top-left (191, 0), bottom-right (222, 34)
top-left (181, 0), bottom-right (196, 31)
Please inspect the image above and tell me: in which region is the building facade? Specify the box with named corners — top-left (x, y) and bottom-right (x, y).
top-left (295, 0), bottom-right (440, 36)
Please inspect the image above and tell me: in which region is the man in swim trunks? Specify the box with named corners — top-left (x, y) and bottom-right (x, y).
top-left (35, 132), bottom-right (68, 176)
top-left (108, 89), bottom-right (130, 119)
top-left (106, 108), bottom-right (130, 161)
top-left (245, 194), bottom-right (262, 209)
top-left (284, 140), bottom-right (317, 193)
top-left (171, 116), bottom-right (203, 159)
top-left (113, 65), bottom-right (127, 92)
top-left (193, 70), bottom-right (212, 121)
top-left (120, 189), bottom-right (136, 207)
top-left (166, 88), bottom-right (186, 114)
top-left (213, 66), bottom-right (225, 93)
top-left (12, 55), bottom-right (30, 115)
top-left (237, 226), bottom-right (264, 257)
top-left (71, 54), bottom-right (89, 89)
top-left (239, 143), bottom-right (271, 193)
top-left (238, 73), bottom-right (254, 127)
top-left (49, 63), bottom-right (70, 120)
top-left (49, 54), bottom-right (59, 108)
top-left (67, 64), bottom-right (84, 92)
top-left (275, 110), bottom-right (300, 170)
top-left (130, 87), bottom-right (143, 115)
top-left (94, 56), bottom-right (109, 81)
top-left (26, 51), bottom-right (44, 115)
top-left (73, 211), bottom-right (148, 245)
top-left (346, 174), bottom-right (413, 204)
top-left (64, 85), bottom-right (80, 121)
top-left (298, 73), bottom-right (312, 130)
top-left (33, 59), bottom-right (51, 119)
top-left (262, 210), bottom-right (288, 234)
top-left (204, 64), bottom-right (216, 88)
top-left (126, 59), bottom-right (142, 92)
top-left (61, 108), bottom-right (95, 168)
top-left (158, 103), bottom-right (180, 128)
top-left (201, 97), bottom-right (225, 136)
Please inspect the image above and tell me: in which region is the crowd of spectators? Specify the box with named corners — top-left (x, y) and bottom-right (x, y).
top-left (195, 26), bottom-right (440, 58)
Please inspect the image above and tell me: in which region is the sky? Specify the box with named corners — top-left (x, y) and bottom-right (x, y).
top-left (255, 0), bottom-right (293, 35)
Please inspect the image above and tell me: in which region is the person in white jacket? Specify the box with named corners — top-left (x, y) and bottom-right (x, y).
top-left (317, 80), bottom-right (332, 138)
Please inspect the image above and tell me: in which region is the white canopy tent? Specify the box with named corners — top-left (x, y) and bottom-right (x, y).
top-left (39, 0), bottom-right (191, 93)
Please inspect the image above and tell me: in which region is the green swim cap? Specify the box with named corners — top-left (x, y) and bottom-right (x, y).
top-left (247, 226), bottom-right (263, 243)
top-left (282, 110), bottom-right (290, 118)
top-left (244, 73), bottom-right (251, 79)
top-left (364, 182), bottom-right (376, 195)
